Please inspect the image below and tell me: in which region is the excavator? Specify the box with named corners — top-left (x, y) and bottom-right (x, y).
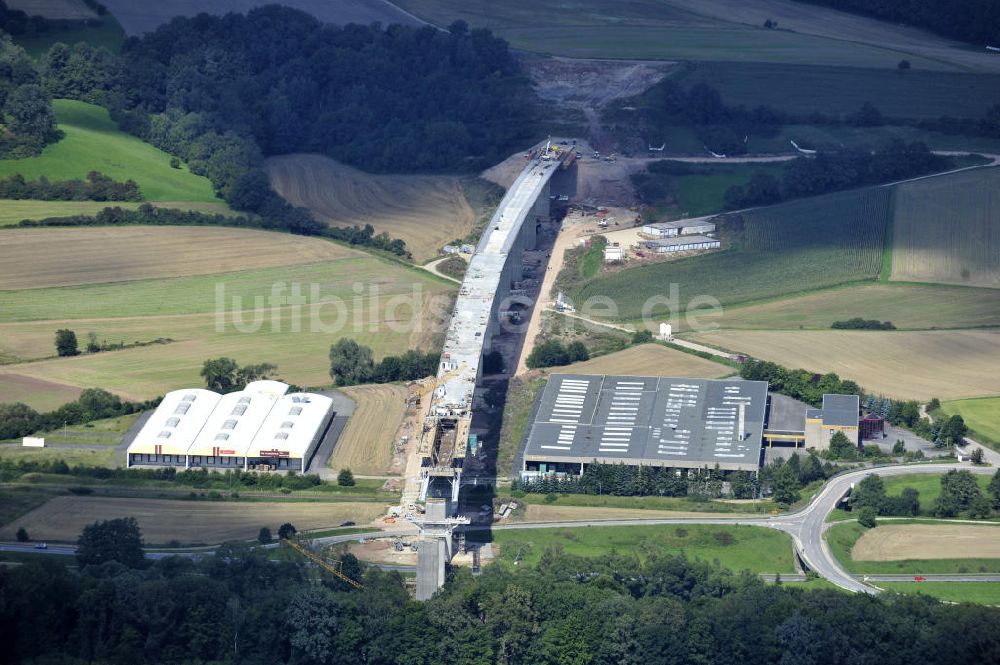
top-left (283, 538), bottom-right (363, 589)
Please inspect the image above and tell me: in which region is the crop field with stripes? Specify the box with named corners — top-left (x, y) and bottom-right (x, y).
top-left (572, 187), bottom-right (891, 320)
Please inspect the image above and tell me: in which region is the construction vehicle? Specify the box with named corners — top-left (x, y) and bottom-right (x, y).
top-left (284, 538), bottom-right (363, 589)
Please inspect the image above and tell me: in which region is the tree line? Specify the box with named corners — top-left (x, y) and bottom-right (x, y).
top-left (850, 469), bottom-right (1000, 521)
top-left (6, 518), bottom-right (1000, 665)
top-left (0, 388), bottom-right (157, 440)
top-left (630, 75), bottom-right (1000, 160)
top-left (525, 338), bottom-right (589, 369)
top-left (0, 457), bottom-right (325, 492)
top-left (328, 338), bottom-right (439, 386)
top-left (792, 0), bottom-right (1000, 46)
top-left (739, 359), bottom-right (861, 407)
top-left (0, 34), bottom-right (57, 157)
top-left (515, 452), bottom-right (842, 503)
top-left (723, 139), bottom-right (950, 208)
top-left (14, 203), bottom-right (411, 256)
top-left (0, 170), bottom-right (141, 200)
top-left (831, 317), bottom-right (896, 330)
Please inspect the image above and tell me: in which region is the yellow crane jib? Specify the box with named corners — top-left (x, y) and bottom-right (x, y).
top-left (284, 538), bottom-right (364, 589)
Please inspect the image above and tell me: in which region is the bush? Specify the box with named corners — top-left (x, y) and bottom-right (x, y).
top-left (278, 523), bottom-right (297, 540)
top-left (857, 506), bottom-right (878, 528)
top-left (54, 329), bottom-right (79, 357)
top-left (257, 527), bottom-right (272, 544)
top-left (337, 469), bottom-right (356, 487)
top-left (831, 318), bottom-right (895, 330)
top-left (828, 431), bottom-right (859, 460)
top-left (15, 527), bottom-right (29, 542)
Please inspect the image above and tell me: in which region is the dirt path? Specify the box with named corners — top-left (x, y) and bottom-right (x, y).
top-left (515, 216), bottom-right (587, 375)
top-left (421, 256), bottom-right (462, 284)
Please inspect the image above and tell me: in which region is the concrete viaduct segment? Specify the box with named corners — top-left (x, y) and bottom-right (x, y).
top-left (416, 145), bottom-right (564, 506)
top-left (411, 144), bottom-right (570, 598)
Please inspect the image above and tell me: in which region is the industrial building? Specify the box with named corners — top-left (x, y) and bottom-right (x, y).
top-left (127, 381), bottom-right (335, 472)
top-left (805, 394), bottom-right (861, 450)
top-left (642, 235), bottom-right (720, 253)
top-left (521, 374), bottom-right (769, 476)
top-left (641, 220), bottom-right (716, 238)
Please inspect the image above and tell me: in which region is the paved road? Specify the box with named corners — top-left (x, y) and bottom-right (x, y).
top-left (5, 463), bottom-right (997, 594)
top-left (769, 463), bottom-right (997, 593)
top-left (463, 461), bottom-right (999, 594)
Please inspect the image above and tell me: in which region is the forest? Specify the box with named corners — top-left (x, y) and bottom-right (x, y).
top-left (2, 538), bottom-right (999, 665)
top-left (3, 8), bottom-right (538, 253)
top-left (0, 35), bottom-right (57, 157)
top-left (793, 0), bottom-right (1000, 45)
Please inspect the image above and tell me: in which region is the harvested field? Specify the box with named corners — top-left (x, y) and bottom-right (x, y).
top-left (329, 384), bottom-right (408, 476)
top-left (267, 154), bottom-right (475, 263)
top-left (0, 496), bottom-right (387, 544)
top-left (891, 168), bottom-right (1000, 288)
top-left (0, 227), bottom-right (359, 290)
top-left (100, 0), bottom-right (421, 36)
top-left (853, 524), bottom-right (1000, 561)
top-left (5, 0), bottom-right (96, 19)
top-left (706, 283), bottom-right (1000, 332)
top-left (0, 373), bottom-right (81, 411)
top-left (550, 343), bottom-right (732, 379)
top-left (688, 329), bottom-right (1000, 400)
top-left (0, 250), bottom-right (453, 407)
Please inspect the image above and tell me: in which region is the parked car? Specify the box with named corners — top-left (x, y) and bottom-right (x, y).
top-left (34, 543), bottom-right (47, 549)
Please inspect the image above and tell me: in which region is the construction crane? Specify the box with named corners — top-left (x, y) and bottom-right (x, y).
top-left (284, 538), bottom-right (363, 589)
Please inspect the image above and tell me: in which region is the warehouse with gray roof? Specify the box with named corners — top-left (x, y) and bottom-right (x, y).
top-left (521, 374), bottom-right (768, 476)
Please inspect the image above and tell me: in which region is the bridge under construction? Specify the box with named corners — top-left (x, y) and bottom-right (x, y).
top-left (416, 142), bottom-right (571, 505)
top-left (410, 141), bottom-right (575, 597)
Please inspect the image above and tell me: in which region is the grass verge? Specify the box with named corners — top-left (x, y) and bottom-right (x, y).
top-left (488, 523), bottom-right (795, 572)
top-left (879, 582), bottom-right (1000, 605)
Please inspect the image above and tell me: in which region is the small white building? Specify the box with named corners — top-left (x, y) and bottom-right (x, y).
top-left (642, 235), bottom-right (721, 254)
top-left (604, 244), bottom-right (624, 263)
top-left (641, 220), bottom-right (716, 238)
